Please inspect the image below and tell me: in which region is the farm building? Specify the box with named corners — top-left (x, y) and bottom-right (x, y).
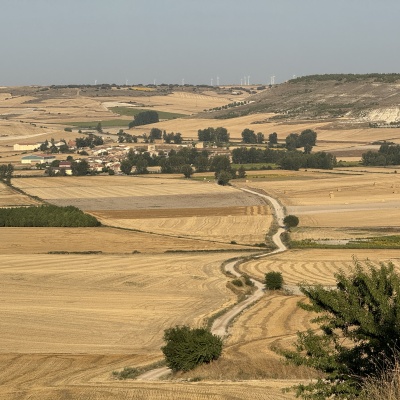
top-left (21, 154), bottom-right (56, 164)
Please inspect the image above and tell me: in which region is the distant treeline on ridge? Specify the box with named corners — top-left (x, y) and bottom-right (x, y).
top-left (290, 73), bottom-right (400, 84)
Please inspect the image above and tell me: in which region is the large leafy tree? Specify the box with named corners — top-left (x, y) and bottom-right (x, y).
top-left (162, 325), bottom-right (223, 372)
top-left (280, 260), bottom-right (400, 399)
top-left (0, 163), bottom-right (14, 184)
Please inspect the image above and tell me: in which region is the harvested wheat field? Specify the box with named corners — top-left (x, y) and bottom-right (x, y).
top-left (240, 169), bottom-right (400, 240)
top-left (0, 227), bottom-right (252, 254)
top-left (182, 291), bottom-right (318, 382)
top-left (104, 91), bottom-right (234, 115)
top-left (0, 251), bottom-right (304, 399)
top-left (0, 181), bottom-right (40, 207)
top-left (0, 360), bottom-right (299, 400)
top-left (0, 252), bottom-right (241, 354)
top-left (239, 249), bottom-right (400, 286)
top-left (13, 175), bottom-right (270, 244)
top-left (94, 205), bottom-right (271, 245)
top-left (131, 113), bottom-right (327, 141)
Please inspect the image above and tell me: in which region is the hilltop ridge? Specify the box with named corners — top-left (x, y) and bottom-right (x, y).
top-left (201, 73), bottom-right (400, 125)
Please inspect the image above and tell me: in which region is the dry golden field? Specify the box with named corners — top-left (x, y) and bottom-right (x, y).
top-left (0, 253), bottom-right (305, 399)
top-left (182, 291), bottom-right (318, 382)
top-left (3, 86), bottom-right (400, 398)
top-left (0, 227), bottom-right (250, 254)
top-left (0, 181), bottom-right (40, 207)
top-left (94, 206), bottom-right (271, 245)
top-left (0, 253), bottom-right (240, 354)
top-left (240, 169), bottom-right (400, 241)
top-left (0, 361), bottom-right (299, 400)
top-left (12, 175), bottom-right (270, 244)
top-left (104, 91), bottom-right (234, 115)
top-left (239, 249), bottom-right (400, 285)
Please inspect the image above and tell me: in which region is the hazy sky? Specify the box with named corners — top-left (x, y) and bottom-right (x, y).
top-left (1, 0), bottom-right (399, 86)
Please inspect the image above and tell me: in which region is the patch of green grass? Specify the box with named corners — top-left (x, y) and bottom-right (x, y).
top-left (231, 163), bottom-right (277, 170)
top-left (112, 359), bottom-right (166, 380)
top-left (292, 235), bottom-right (400, 249)
top-left (110, 107), bottom-right (186, 120)
top-left (65, 119), bottom-right (132, 128)
top-left (336, 160), bottom-right (363, 167)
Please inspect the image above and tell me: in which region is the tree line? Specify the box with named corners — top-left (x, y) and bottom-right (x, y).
top-left (232, 147), bottom-right (336, 170)
top-left (0, 205), bottom-right (101, 227)
top-left (362, 143), bottom-right (400, 166)
top-left (0, 164), bottom-right (14, 184)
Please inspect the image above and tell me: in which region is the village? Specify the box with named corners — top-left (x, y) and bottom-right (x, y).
top-left (13, 133), bottom-right (231, 176)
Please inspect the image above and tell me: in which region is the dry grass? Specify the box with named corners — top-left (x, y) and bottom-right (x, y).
top-left (239, 249), bottom-right (400, 285)
top-left (360, 357), bottom-right (400, 400)
top-left (0, 251), bottom-right (305, 399)
top-left (0, 252), bottom-right (241, 354)
top-left (0, 181), bottom-right (40, 207)
top-left (181, 292), bottom-right (318, 381)
top-left (12, 176), bottom-right (269, 244)
top-left (241, 169), bottom-right (400, 240)
top-left (104, 91), bottom-right (233, 115)
top-left (0, 227), bottom-right (252, 254)
top-left (95, 206), bottom-right (271, 245)
top-left (13, 175), bottom-right (244, 200)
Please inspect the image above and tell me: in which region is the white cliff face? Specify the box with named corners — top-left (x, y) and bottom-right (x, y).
top-left (359, 107), bottom-right (400, 124)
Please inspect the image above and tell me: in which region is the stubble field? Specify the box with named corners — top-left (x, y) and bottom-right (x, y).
top-left (12, 175), bottom-right (271, 245)
top-left (3, 85), bottom-right (400, 398)
top-left (240, 168), bottom-right (400, 241)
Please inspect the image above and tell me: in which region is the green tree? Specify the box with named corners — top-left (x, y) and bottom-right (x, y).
top-left (0, 163), bottom-right (14, 184)
top-left (237, 165), bottom-right (247, 179)
top-left (280, 261), bottom-right (400, 399)
top-left (120, 159), bottom-right (133, 175)
top-left (285, 133), bottom-right (299, 151)
top-left (149, 128), bottom-right (162, 141)
top-left (209, 155), bottom-right (231, 174)
top-left (128, 111), bottom-right (159, 128)
top-left (269, 132), bottom-right (278, 145)
top-left (161, 325), bottom-right (223, 372)
top-left (96, 122), bottom-right (103, 133)
top-left (181, 164), bottom-right (194, 178)
top-left (265, 271), bottom-right (283, 290)
top-left (241, 128), bottom-right (257, 143)
top-left (134, 156), bottom-right (148, 174)
top-left (71, 160), bottom-right (89, 176)
top-left (217, 170), bottom-right (232, 186)
top-left (283, 214), bottom-right (299, 228)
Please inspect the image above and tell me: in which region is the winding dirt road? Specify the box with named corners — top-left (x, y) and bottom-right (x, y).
top-left (136, 188), bottom-right (287, 380)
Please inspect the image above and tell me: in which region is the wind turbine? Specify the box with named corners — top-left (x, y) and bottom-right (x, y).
top-left (211, 78), bottom-right (213, 86)
top-left (217, 76), bottom-right (220, 86)
top-left (248, 76), bottom-right (250, 85)
top-left (94, 79), bottom-right (97, 85)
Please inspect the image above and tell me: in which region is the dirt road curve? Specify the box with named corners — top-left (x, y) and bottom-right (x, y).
top-left (137, 188), bottom-right (287, 380)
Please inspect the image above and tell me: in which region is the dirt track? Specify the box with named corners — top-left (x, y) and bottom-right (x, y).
top-left (137, 188), bottom-right (287, 380)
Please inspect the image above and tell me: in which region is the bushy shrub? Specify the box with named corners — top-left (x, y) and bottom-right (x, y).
top-left (283, 215), bottom-right (299, 228)
top-left (161, 325), bottom-right (223, 372)
top-left (265, 271), bottom-right (283, 290)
